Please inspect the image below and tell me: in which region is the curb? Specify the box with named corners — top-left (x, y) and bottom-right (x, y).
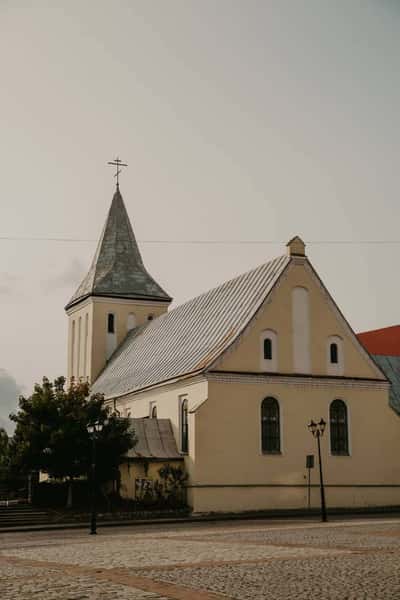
top-left (2, 507), bottom-right (400, 533)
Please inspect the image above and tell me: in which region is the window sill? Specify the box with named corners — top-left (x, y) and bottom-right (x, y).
top-left (262, 451), bottom-right (282, 456)
top-left (331, 452), bottom-right (350, 457)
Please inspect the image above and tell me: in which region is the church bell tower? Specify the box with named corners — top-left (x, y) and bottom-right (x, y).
top-left (65, 177), bottom-right (171, 384)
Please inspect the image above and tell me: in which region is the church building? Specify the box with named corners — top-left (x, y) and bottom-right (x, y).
top-left (65, 184), bottom-right (400, 513)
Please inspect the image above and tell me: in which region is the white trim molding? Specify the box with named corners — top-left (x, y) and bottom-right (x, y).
top-left (207, 371), bottom-right (389, 391)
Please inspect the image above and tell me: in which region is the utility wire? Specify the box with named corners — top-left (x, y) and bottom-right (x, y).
top-left (1, 236), bottom-right (400, 245)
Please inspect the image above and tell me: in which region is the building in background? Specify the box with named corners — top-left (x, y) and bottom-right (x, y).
top-left (66, 185), bottom-right (400, 513)
top-left (358, 325), bottom-right (400, 416)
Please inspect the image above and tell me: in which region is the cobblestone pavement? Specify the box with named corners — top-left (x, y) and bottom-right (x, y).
top-left (1, 518), bottom-right (400, 599)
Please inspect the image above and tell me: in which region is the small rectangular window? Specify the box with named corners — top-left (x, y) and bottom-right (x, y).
top-left (330, 343), bottom-right (338, 364)
top-left (107, 313), bottom-right (115, 334)
top-left (264, 338), bottom-right (272, 360)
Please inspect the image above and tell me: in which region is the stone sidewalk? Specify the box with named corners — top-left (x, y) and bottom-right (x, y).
top-left (1, 518), bottom-right (400, 598)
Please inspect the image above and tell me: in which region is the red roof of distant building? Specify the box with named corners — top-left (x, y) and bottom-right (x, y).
top-left (357, 325), bottom-right (400, 356)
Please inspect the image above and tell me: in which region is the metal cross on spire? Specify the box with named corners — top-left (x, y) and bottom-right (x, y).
top-left (107, 157), bottom-right (128, 187)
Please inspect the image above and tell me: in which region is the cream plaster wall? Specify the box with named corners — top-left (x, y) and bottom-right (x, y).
top-left (113, 377), bottom-right (208, 486)
top-left (188, 378), bottom-right (400, 512)
top-left (215, 258), bottom-right (384, 380)
top-left (67, 297), bottom-right (169, 383)
top-left (67, 301), bottom-right (94, 382)
top-left (119, 460), bottom-right (184, 500)
top-left (88, 250), bottom-right (399, 514)
top-left (190, 486), bottom-right (400, 513)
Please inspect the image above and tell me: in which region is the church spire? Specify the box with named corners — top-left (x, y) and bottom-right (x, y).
top-left (65, 186), bottom-right (171, 310)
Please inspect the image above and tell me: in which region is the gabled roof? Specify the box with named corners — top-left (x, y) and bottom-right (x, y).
top-left (358, 325), bottom-right (400, 357)
top-left (65, 186), bottom-right (171, 310)
top-left (126, 418), bottom-right (182, 460)
top-left (92, 254), bottom-right (290, 399)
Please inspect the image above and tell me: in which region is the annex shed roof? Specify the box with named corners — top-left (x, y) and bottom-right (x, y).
top-left (65, 186), bottom-right (171, 310)
top-left (126, 418), bottom-right (182, 460)
top-left (92, 254), bottom-right (290, 399)
top-left (372, 355), bottom-right (400, 416)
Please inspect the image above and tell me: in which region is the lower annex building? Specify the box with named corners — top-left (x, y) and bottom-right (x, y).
top-left (65, 185), bottom-right (400, 513)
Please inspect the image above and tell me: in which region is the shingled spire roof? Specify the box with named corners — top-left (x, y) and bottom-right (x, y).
top-left (65, 186), bottom-right (171, 310)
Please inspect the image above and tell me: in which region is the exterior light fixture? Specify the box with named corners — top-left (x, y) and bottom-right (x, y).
top-left (86, 421), bottom-right (107, 535)
top-left (308, 418), bottom-right (327, 523)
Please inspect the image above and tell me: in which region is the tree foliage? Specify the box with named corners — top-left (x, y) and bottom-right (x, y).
top-left (0, 427), bottom-right (9, 470)
top-left (9, 377), bottom-right (135, 485)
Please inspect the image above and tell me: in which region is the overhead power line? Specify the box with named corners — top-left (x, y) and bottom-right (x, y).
top-left (1, 236), bottom-right (400, 245)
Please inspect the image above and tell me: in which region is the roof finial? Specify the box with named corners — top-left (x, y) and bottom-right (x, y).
top-left (286, 236), bottom-right (306, 257)
top-left (107, 157), bottom-right (128, 188)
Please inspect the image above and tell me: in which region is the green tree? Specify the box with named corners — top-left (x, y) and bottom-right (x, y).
top-left (9, 377), bottom-right (135, 506)
top-left (0, 427), bottom-right (10, 470)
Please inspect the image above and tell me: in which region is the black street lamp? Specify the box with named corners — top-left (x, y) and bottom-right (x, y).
top-left (308, 418), bottom-right (327, 523)
top-left (86, 421), bottom-right (105, 535)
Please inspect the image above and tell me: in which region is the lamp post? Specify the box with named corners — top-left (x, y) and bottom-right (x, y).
top-left (86, 421), bottom-right (104, 535)
top-left (308, 418), bottom-right (327, 523)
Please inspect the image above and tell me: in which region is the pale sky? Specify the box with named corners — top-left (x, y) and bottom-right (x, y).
top-left (1, 1), bottom-right (400, 431)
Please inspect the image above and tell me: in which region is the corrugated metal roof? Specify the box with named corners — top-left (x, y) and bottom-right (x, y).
top-left (92, 254), bottom-right (290, 398)
top-left (126, 418), bottom-right (182, 459)
top-left (66, 186), bottom-right (171, 310)
top-left (372, 355), bottom-right (400, 415)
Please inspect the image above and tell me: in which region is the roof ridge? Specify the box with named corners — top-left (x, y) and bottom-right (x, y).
top-left (93, 253), bottom-right (291, 398)
top-left (154, 253), bottom-right (288, 320)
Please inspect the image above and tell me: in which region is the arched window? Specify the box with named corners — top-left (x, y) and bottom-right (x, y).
top-left (106, 313), bottom-right (117, 360)
top-left (330, 399), bottom-right (349, 455)
top-left (261, 397), bottom-right (281, 454)
top-left (330, 343), bottom-right (338, 364)
top-left (180, 398), bottom-right (189, 454)
top-left (151, 405), bottom-right (157, 418)
top-left (264, 338), bottom-right (272, 360)
top-left (327, 336), bottom-right (344, 375)
top-left (107, 313), bottom-right (115, 334)
top-left (260, 330), bottom-right (278, 371)
top-left (127, 313), bottom-right (136, 331)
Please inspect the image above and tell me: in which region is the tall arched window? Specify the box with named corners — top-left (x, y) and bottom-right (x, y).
top-left (261, 397), bottom-right (281, 454)
top-left (70, 320), bottom-right (75, 380)
top-left (106, 313), bottom-right (117, 360)
top-left (330, 399), bottom-right (349, 455)
top-left (180, 398), bottom-right (189, 454)
top-left (151, 404), bottom-right (157, 418)
top-left (292, 287), bottom-right (311, 373)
